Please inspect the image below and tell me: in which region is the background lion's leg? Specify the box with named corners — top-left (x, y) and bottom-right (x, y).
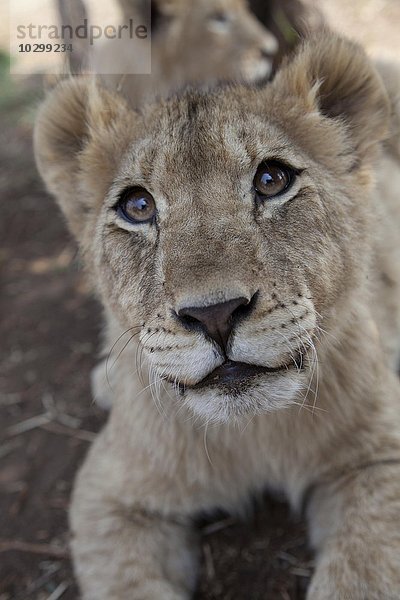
top-left (70, 429), bottom-right (199, 600)
top-left (306, 463), bottom-right (400, 600)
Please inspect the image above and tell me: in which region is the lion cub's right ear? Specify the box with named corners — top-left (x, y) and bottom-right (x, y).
top-left (269, 31), bottom-right (390, 165)
top-left (34, 77), bottom-right (136, 240)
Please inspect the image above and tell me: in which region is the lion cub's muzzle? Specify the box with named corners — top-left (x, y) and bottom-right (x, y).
top-left (172, 292), bottom-right (305, 391)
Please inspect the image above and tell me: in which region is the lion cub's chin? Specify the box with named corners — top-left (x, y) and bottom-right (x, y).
top-left (180, 369), bottom-right (307, 424)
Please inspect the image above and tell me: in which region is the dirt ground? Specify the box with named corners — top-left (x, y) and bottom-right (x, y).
top-left (1, 1), bottom-right (399, 599)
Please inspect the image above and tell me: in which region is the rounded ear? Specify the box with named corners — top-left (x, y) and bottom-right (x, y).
top-left (34, 77), bottom-right (136, 240)
top-left (270, 30), bottom-right (390, 162)
top-left (149, 0), bottom-right (185, 17)
top-left (117, 0), bottom-right (182, 23)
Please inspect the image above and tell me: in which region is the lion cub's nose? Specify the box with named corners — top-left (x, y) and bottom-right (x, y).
top-left (177, 297), bottom-right (249, 352)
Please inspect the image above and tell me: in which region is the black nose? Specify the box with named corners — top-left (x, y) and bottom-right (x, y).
top-left (177, 297), bottom-right (250, 352)
top-left (260, 48), bottom-right (274, 60)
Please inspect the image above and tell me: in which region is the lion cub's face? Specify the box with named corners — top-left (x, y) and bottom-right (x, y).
top-left (35, 34), bottom-right (389, 422)
top-left (151, 0), bottom-right (278, 84)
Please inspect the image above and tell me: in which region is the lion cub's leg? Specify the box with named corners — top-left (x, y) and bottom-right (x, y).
top-left (306, 463), bottom-right (400, 600)
top-left (70, 427), bottom-right (199, 600)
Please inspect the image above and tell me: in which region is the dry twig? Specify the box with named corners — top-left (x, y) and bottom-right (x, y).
top-left (46, 581), bottom-right (69, 600)
top-left (41, 421), bottom-right (96, 442)
top-left (0, 540), bottom-right (69, 558)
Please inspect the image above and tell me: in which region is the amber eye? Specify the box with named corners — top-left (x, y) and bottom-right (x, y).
top-left (117, 188), bottom-right (156, 224)
top-left (253, 161), bottom-right (294, 199)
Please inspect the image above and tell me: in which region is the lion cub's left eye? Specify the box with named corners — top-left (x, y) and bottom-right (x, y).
top-left (117, 188), bottom-right (156, 224)
top-left (254, 162), bottom-right (295, 199)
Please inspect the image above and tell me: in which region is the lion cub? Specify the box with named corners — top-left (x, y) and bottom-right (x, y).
top-left (99, 0), bottom-right (278, 106)
top-left (35, 31), bottom-right (400, 600)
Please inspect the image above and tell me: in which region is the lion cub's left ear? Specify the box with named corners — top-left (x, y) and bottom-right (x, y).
top-left (270, 31), bottom-right (390, 163)
top-left (34, 77), bottom-right (136, 240)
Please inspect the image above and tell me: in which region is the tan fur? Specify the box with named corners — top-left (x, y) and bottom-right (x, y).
top-left (98, 0), bottom-right (278, 107)
top-left (35, 32), bottom-right (400, 599)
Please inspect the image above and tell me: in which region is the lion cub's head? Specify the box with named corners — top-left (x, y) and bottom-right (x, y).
top-left (119, 0), bottom-right (278, 84)
top-left (35, 33), bottom-right (389, 423)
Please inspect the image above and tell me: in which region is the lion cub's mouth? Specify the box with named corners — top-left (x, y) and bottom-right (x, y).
top-left (187, 357), bottom-right (303, 391)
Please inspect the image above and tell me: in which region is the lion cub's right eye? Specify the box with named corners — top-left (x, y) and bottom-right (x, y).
top-left (116, 188), bottom-right (157, 225)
